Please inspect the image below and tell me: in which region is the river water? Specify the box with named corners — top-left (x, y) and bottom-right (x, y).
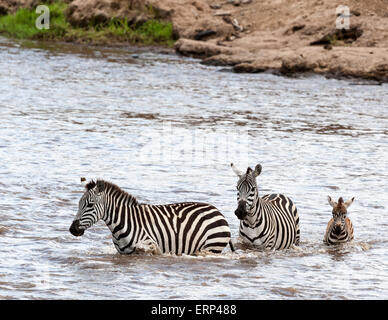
top-left (0, 36), bottom-right (387, 299)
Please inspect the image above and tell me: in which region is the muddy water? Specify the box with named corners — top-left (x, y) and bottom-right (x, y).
top-left (0, 36), bottom-right (387, 299)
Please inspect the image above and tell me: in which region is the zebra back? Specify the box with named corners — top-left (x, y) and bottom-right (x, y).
top-left (109, 200), bottom-right (232, 255)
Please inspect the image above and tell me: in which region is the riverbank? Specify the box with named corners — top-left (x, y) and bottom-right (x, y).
top-left (0, 1), bottom-right (174, 46)
top-left (173, 0), bottom-right (388, 82)
top-left (1, 0), bottom-right (388, 82)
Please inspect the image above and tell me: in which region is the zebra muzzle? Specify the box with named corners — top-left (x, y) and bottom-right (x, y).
top-left (235, 202), bottom-right (247, 220)
top-left (333, 225), bottom-right (342, 235)
top-left (69, 220), bottom-right (85, 237)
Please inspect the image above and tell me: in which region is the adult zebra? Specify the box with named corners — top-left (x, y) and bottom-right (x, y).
top-left (69, 179), bottom-right (233, 255)
top-left (323, 196), bottom-right (354, 245)
top-left (231, 163), bottom-right (300, 250)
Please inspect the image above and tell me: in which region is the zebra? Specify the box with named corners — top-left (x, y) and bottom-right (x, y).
top-left (231, 163), bottom-right (300, 250)
top-left (323, 196), bottom-right (354, 245)
top-left (69, 179), bottom-right (233, 255)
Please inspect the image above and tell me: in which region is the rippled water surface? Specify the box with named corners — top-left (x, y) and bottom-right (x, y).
top-left (0, 37), bottom-right (387, 299)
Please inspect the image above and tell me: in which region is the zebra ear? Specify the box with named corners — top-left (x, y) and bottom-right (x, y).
top-left (253, 164), bottom-right (262, 178)
top-left (85, 180), bottom-right (96, 191)
top-left (328, 195), bottom-right (336, 208)
top-left (231, 163), bottom-right (242, 177)
top-left (344, 197), bottom-right (355, 209)
top-left (96, 180), bottom-right (105, 193)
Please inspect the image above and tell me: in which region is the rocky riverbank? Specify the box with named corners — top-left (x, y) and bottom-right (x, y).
top-left (1, 0), bottom-right (388, 82)
top-left (174, 0), bottom-right (388, 82)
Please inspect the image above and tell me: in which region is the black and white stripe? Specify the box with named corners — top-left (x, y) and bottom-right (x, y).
top-left (70, 179), bottom-right (232, 255)
top-left (231, 163), bottom-right (300, 250)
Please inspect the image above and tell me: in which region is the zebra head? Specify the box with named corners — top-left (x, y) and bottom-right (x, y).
top-left (231, 163), bottom-right (262, 220)
top-left (327, 196), bottom-right (354, 234)
top-left (69, 179), bottom-right (106, 237)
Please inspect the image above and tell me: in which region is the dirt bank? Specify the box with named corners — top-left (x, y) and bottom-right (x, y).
top-left (1, 0), bottom-right (388, 81)
top-left (173, 0), bottom-right (388, 82)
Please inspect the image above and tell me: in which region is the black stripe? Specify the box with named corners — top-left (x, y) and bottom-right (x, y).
top-left (155, 206), bottom-right (173, 253)
top-left (193, 225), bottom-right (230, 253)
top-left (113, 208), bottom-right (127, 235)
top-left (180, 205), bottom-right (215, 253)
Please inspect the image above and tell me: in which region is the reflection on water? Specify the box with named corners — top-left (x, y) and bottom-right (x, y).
top-left (0, 36), bottom-right (387, 299)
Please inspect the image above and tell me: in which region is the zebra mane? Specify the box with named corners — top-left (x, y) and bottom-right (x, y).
top-left (85, 180), bottom-right (96, 190)
top-left (87, 179), bottom-right (138, 205)
top-left (238, 171), bottom-right (256, 185)
top-left (101, 180), bottom-right (138, 205)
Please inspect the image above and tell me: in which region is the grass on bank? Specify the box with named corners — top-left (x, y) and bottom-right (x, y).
top-left (0, 2), bottom-right (68, 40)
top-left (0, 2), bottom-right (174, 46)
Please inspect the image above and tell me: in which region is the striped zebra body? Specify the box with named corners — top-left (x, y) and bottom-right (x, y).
top-left (323, 217), bottom-right (354, 245)
top-left (70, 180), bottom-right (231, 255)
top-left (239, 193), bottom-right (300, 250)
top-left (231, 163), bottom-right (300, 250)
top-left (324, 196), bottom-right (354, 245)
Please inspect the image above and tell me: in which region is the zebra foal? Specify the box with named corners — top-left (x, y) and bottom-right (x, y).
top-left (323, 196), bottom-right (354, 245)
top-left (69, 179), bottom-right (232, 255)
top-left (231, 163), bottom-right (300, 250)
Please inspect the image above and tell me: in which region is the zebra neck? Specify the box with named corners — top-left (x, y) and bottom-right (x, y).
top-left (246, 195), bottom-right (266, 224)
top-left (101, 191), bottom-right (138, 231)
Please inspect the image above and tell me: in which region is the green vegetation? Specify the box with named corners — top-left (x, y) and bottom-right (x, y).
top-left (0, 1), bottom-right (174, 46)
top-left (93, 18), bottom-right (174, 46)
top-left (0, 2), bottom-right (68, 40)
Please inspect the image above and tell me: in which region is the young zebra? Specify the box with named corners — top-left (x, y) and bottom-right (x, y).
top-left (69, 179), bottom-right (233, 255)
top-left (231, 163), bottom-right (300, 250)
top-left (323, 196), bottom-right (354, 245)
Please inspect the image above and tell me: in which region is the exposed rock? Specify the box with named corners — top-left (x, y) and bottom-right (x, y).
top-left (63, 0), bottom-right (234, 39)
top-left (225, 35), bottom-right (236, 41)
top-left (233, 63), bottom-right (266, 73)
top-left (191, 1), bottom-right (205, 11)
top-left (351, 10), bottom-right (361, 16)
top-left (0, 0), bottom-right (74, 15)
top-left (210, 4), bottom-right (222, 9)
top-left (289, 24), bottom-right (305, 34)
top-left (280, 55), bottom-right (314, 75)
top-left (324, 44), bottom-right (333, 50)
top-left (65, 0), bottom-right (142, 27)
top-left (0, 0), bottom-right (38, 15)
top-left (213, 11), bottom-right (232, 17)
top-left (231, 18), bottom-right (243, 32)
top-left (201, 53), bottom-right (254, 66)
top-left (0, 3), bottom-right (7, 15)
top-left (175, 38), bottom-right (240, 58)
top-left (310, 26), bottom-right (364, 45)
top-left (229, 46), bottom-right (388, 82)
top-left (194, 29), bottom-right (217, 41)
top-left (147, 0), bottom-right (233, 39)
